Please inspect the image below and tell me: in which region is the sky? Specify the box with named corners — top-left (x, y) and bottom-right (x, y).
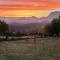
top-left (0, 0), bottom-right (60, 17)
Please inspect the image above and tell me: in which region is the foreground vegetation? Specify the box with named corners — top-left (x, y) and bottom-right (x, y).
top-left (0, 37), bottom-right (60, 60)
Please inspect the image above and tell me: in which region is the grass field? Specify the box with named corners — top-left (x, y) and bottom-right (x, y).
top-left (0, 37), bottom-right (60, 60)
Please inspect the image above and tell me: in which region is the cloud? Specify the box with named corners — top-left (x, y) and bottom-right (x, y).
top-left (0, 0), bottom-right (60, 10)
top-left (0, 0), bottom-right (48, 6)
top-left (48, 0), bottom-right (60, 2)
top-left (0, 0), bottom-right (59, 6)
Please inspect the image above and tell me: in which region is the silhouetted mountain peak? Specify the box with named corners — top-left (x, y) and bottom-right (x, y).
top-left (50, 11), bottom-right (60, 15)
top-left (48, 11), bottom-right (60, 18)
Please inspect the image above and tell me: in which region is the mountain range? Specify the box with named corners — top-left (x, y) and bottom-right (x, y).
top-left (0, 11), bottom-right (60, 31)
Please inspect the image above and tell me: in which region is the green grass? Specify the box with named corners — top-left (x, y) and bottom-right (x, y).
top-left (0, 37), bottom-right (60, 60)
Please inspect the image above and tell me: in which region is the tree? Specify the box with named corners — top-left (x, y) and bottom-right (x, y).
top-left (45, 16), bottom-right (60, 36)
top-left (0, 20), bottom-right (9, 40)
top-left (45, 23), bottom-right (53, 36)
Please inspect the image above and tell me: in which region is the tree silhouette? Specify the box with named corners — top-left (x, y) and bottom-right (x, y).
top-left (45, 16), bottom-right (60, 36)
top-left (0, 20), bottom-right (9, 40)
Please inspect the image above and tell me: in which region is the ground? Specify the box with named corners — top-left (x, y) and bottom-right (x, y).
top-left (0, 37), bottom-right (60, 60)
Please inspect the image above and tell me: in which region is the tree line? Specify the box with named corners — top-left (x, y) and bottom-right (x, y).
top-left (45, 16), bottom-right (60, 36)
top-left (0, 16), bottom-right (60, 40)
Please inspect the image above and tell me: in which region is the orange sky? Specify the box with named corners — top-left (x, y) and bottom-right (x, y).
top-left (0, 0), bottom-right (60, 17)
top-left (0, 2), bottom-right (60, 10)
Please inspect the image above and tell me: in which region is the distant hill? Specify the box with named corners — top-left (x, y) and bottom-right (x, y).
top-left (9, 22), bottom-right (47, 31)
top-left (0, 11), bottom-right (60, 24)
top-left (0, 11), bottom-right (60, 31)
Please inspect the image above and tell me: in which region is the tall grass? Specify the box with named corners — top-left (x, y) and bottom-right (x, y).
top-left (0, 37), bottom-right (60, 60)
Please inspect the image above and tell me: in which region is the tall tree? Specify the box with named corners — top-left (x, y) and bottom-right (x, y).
top-left (45, 16), bottom-right (60, 36)
top-left (0, 20), bottom-right (9, 40)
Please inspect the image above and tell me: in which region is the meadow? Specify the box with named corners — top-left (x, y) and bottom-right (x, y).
top-left (0, 37), bottom-right (60, 60)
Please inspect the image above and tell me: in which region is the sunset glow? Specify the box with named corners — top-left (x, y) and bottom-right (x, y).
top-left (0, 0), bottom-right (60, 17)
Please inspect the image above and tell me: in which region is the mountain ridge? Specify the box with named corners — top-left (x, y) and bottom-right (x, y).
top-left (0, 11), bottom-right (60, 31)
